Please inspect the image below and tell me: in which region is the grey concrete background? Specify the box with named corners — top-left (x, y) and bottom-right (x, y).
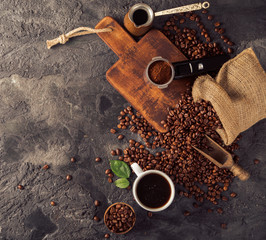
top-left (0, 0), bottom-right (265, 239)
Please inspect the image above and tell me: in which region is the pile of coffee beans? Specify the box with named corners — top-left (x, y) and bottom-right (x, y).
top-left (161, 10), bottom-right (234, 60)
top-left (109, 84), bottom-right (240, 205)
top-left (104, 203), bottom-right (136, 234)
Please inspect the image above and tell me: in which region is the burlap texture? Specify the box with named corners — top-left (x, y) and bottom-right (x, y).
top-left (192, 48), bottom-right (266, 145)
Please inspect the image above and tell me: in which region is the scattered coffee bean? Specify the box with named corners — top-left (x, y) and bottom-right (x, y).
top-left (254, 159), bottom-right (260, 165)
top-left (207, 209), bottom-right (213, 213)
top-left (104, 233), bottom-right (110, 238)
top-left (193, 202), bottom-right (199, 208)
top-left (18, 185), bottom-right (24, 190)
top-left (105, 203), bottom-right (135, 234)
top-left (228, 48), bottom-right (233, 54)
top-left (43, 164), bottom-right (49, 170)
top-left (184, 210), bottom-right (191, 216)
top-left (230, 192), bottom-right (237, 198)
top-left (108, 177), bottom-right (113, 183)
top-left (214, 22), bottom-right (221, 27)
top-left (217, 207), bottom-right (223, 214)
top-left (105, 169), bottom-right (111, 175)
top-left (111, 150), bottom-right (116, 156)
top-left (66, 175), bottom-right (72, 181)
top-left (227, 41), bottom-right (234, 46)
top-left (95, 157), bottom-right (101, 162)
top-left (94, 200), bottom-right (101, 206)
top-left (93, 216), bottom-right (100, 222)
top-left (222, 196), bottom-right (228, 201)
top-left (126, 185), bottom-right (132, 190)
top-left (147, 212), bottom-right (153, 218)
top-left (218, 28), bottom-right (225, 34)
top-left (221, 223), bottom-right (227, 229)
top-left (207, 15), bottom-right (213, 20)
top-left (50, 201), bottom-right (56, 206)
top-left (70, 157), bottom-right (76, 163)
top-left (116, 148), bottom-right (122, 156)
top-left (180, 18), bottom-right (185, 24)
top-left (110, 128), bottom-right (117, 134)
top-left (108, 173), bottom-right (114, 178)
top-left (202, 9), bottom-right (208, 14)
top-left (117, 135), bottom-right (124, 140)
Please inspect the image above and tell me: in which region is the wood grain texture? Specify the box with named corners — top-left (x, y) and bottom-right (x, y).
top-left (96, 16), bottom-right (193, 132)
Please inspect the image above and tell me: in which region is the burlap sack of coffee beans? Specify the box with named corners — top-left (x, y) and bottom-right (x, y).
top-left (192, 48), bottom-right (266, 145)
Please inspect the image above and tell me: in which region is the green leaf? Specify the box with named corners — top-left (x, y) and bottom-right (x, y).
top-left (114, 178), bottom-right (129, 188)
top-left (110, 160), bottom-right (131, 178)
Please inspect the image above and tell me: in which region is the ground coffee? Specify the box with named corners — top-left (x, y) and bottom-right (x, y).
top-left (148, 60), bottom-right (172, 84)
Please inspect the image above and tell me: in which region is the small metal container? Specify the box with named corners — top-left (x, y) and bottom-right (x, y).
top-left (124, 3), bottom-right (154, 37)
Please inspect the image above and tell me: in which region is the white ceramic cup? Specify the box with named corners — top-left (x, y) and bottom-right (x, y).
top-left (131, 163), bottom-right (175, 212)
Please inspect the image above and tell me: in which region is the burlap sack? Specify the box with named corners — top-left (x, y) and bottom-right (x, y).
top-left (192, 48), bottom-right (266, 145)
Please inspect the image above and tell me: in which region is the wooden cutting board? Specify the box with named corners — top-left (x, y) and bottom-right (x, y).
top-left (96, 16), bottom-right (193, 132)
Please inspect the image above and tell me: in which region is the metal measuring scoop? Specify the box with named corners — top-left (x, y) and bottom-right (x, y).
top-left (124, 2), bottom-right (210, 36)
top-left (192, 135), bottom-right (250, 181)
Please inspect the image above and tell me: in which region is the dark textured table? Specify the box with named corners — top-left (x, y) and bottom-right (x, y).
top-left (0, 0), bottom-right (265, 239)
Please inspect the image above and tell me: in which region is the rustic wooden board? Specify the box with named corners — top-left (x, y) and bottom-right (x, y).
top-left (96, 16), bottom-right (193, 132)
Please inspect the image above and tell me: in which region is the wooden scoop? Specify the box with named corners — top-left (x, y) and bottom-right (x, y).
top-left (192, 135), bottom-right (250, 181)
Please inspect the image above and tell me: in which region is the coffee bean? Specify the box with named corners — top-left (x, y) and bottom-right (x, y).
top-left (202, 9), bottom-right (208, 14)
top-left (217, 207), bottom-right (223, 214)
top-left (254, 159), bottom-right (260, 164)
top-left (70, 157), bottom-right (76, 163)
top-left (108, 177), bottom-right (113, 183)
top-left (105, 169), bottom-right (111, 175)
top-left (221, 223), bottom-right (227, 229)
top-left (184, 210), bottom-right (191, 216)
top-left (93, 216), bottom-right (100, 222)
top-left (108, 173), bottom-right (114, 178)
top-left (50, 201), bottom-right (56, 206)
top-left (227, 41), bottom-right (234, 46)
top-left (228, 48), bottom-right (233, 54)
top-left (18, 185), bottom-right (24, 190)
top-left (218, 28), bottom-right (225, 34)
top-left (230, 192), bottom-right (237, 198)
top-left (147, 212), bottom-right (153, 218)
top-left (117, 135), bottom-right (124, 140)
top-left (111, 150), bottom-right (116, 156)
top-left (43, 164), bottom-right (49, 170)
top-left (110, 128), bottom-right (117, 134)
top-left (222, 196), bottom-right (228, 201)
top-left (94, 200), bottom-right (101, 206)
top-left (207, 15), bottom-right (213, 20)
top-left (207, 209), bottom-right (213, 213)
top-left (193, 202), bottom-right (199, 208)
top-left (116, 148), bottom-right (122, 156)
top-left (95, 157), bottom-right (101, 162)
top-left (214, 22), bottom-right (221, 27)
top-left (66, 175), bottom-right (72, 181)
top-left (104, 233), bottom-right (110, 238)
top-left (180, 18), bottom-right (185, 24)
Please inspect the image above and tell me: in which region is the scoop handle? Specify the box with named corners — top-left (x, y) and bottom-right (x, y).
top-left (230, 164), bottom-right (250, 181)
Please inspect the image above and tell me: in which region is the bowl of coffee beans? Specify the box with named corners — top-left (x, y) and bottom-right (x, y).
top-left (104, 202), bottom-right (136, 234)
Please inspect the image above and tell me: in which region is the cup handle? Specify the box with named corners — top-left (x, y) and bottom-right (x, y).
top-left (131, 163), bottom-right (143, 177)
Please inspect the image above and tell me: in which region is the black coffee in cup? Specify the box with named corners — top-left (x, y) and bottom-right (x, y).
top-left (136, 173), bottom-right (171, 208)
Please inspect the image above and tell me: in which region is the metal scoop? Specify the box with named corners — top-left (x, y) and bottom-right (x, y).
top-left (192, 135), bottom-right (250, 181)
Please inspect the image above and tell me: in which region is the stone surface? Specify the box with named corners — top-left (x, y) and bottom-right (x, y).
top-left (0, 0), bottom-right (265, 239)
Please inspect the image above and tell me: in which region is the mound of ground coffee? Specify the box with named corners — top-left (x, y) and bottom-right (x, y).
top-left (148, 60), bottom-right (172, 84)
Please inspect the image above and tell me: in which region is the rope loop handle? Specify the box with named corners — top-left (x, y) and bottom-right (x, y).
top-left (46, 27), bottom-right (112, 49)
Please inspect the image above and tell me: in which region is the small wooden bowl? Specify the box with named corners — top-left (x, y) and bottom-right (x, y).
top-left (104, 202), bottom-right (136, 234)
